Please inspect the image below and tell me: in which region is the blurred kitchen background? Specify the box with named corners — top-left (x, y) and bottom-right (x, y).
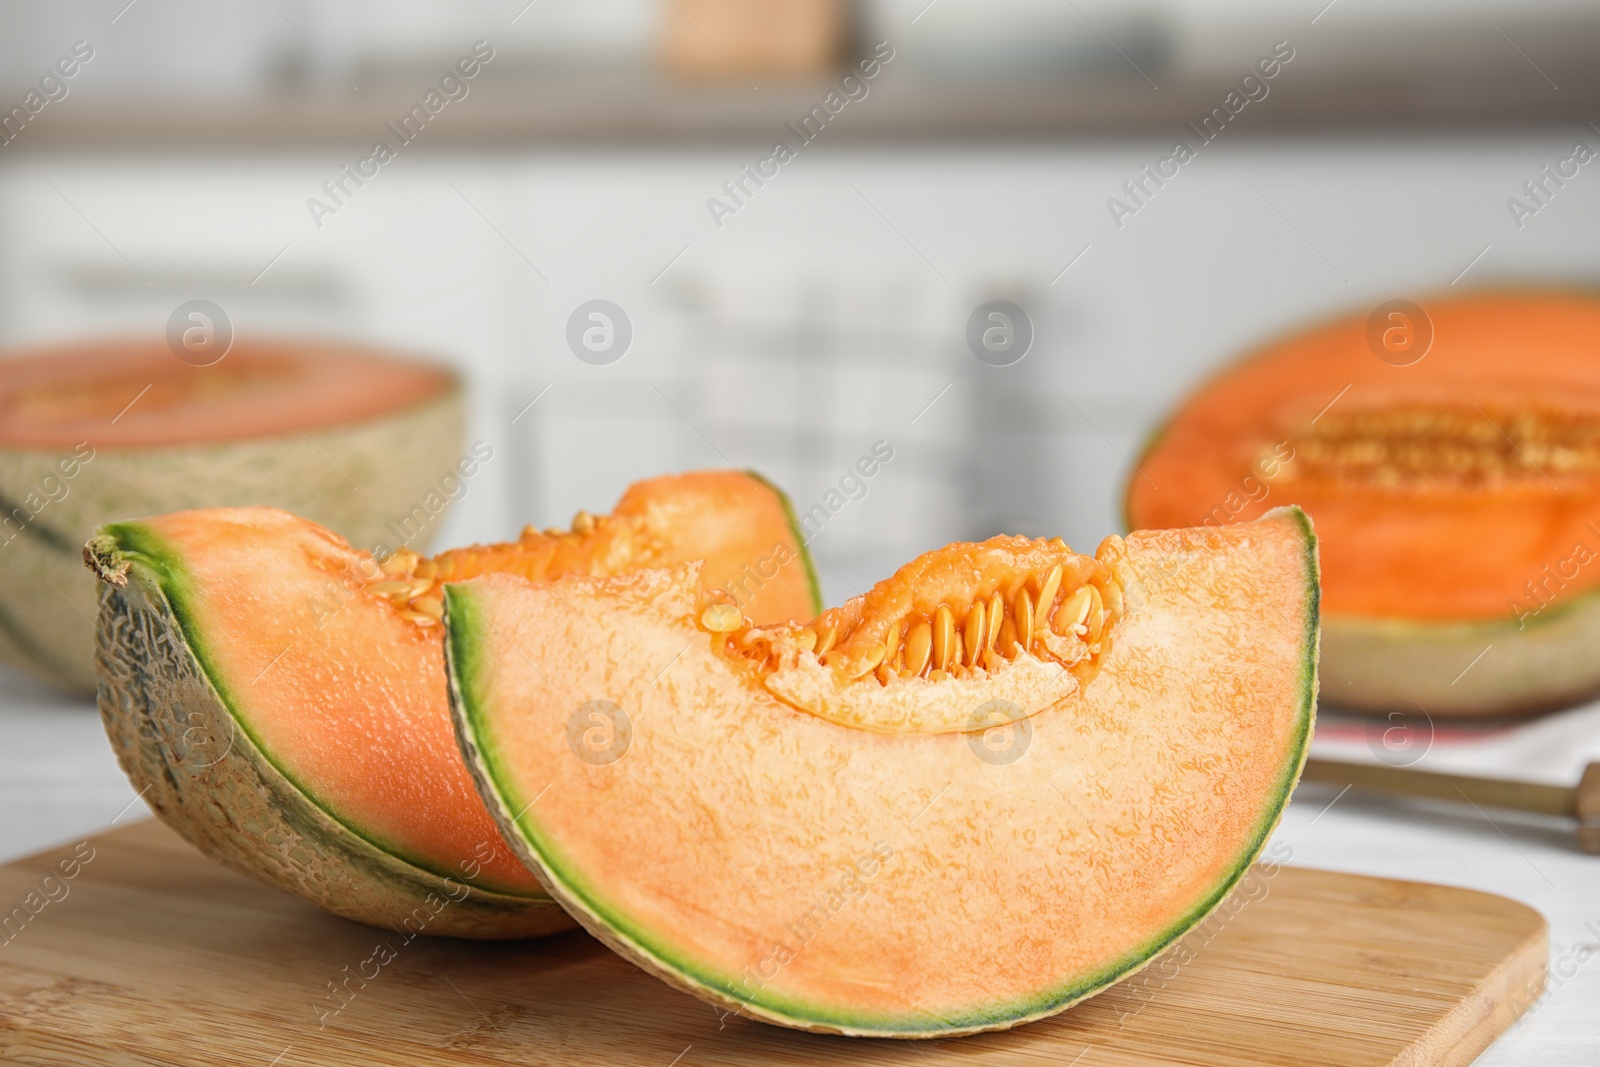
top-left (5, 0), bottom-right (1600, 609)
top-left (8, 10), bottom-right (1600, 1054)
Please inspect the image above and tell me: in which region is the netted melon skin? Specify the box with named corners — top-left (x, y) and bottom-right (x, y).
top-left (92, 563), bottom-right (574, 941)
top-left (1, 390), bottom-right (463, 693)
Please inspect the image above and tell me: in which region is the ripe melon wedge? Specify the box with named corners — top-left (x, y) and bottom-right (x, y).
top-left (1127, 290), bottom-right (1600, 716)
top-left (86, 470), bottom-right (820, 939)
top-left (446, 508), bottom-right (1318, 1032)
top-left (0, 338), bottom-right (464, 693)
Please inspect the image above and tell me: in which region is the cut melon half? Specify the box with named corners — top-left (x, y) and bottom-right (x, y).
top-left (0, 337), bottom-right (465, 693)
top-left (1127, 290), bottom-right (1600, 716)
top-left (446, 508), bottom-right (1319, 1032)
top-left (86, 470), bottom-right (820, 939)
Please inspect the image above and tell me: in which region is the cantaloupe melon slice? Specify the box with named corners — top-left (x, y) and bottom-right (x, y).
top-left (446, 508), bottom-right (1318, 1032)
top-left (87, 471), bottom-right (819, 939)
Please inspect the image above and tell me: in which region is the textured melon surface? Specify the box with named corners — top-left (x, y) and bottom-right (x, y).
top-left (1126, 290), bottom-right (1600, 715)
top-left (0, 338), bottom-right (463, 693)
top-left (448, 509), bottom-right (1318, 1032)
top-left (87, 470), bottom-right (820, 938)
top-left (1317, 597), bottom-right (1600, 717)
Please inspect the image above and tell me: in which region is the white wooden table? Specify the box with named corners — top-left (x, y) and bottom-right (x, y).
top-left (2, 665), bottom-right (1596, 1065)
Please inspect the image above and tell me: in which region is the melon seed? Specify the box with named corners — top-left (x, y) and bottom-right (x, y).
top-left (1100, 577), bottom-right (1124, 617)
top-left (1085, 585), bottom-right (1105, 643)
top-left (1034, 565), bottom-right (1063, 631)
top-left (985, 593), bottom-right (1003, 653)
top-left (904, 620), bottom-right (933, 677)
top-left (1013, 589), bottom-right (1034, 653)
top-left (883, 619), bottom-right (903, 663)
top-left (701, 604), bottom-right (745, 633)
top-left (852, 644), bottom-right (887, 679)
top-left (932, 605), bottom-right (956, 671)
top-left (962, 603), bottom-right (986, 666)
top-left (1055, 585), bottom-right (1093, 635)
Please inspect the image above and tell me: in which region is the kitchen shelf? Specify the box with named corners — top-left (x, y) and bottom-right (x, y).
top-left (7, 60), bottom-right (1599, 152)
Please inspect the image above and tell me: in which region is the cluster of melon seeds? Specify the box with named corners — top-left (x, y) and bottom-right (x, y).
top-left (364, 548), bottom-right (448, 625)
top-left (361, 510), bottom-right (615, 626)
top-left (703, 536), bottom-right (1125, 689)
top-left (1285, 404), bottom-right (1600, 489)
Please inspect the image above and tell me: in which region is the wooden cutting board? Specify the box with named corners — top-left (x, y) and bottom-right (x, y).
top-left (0, 820), bottom-right (1545, 1067)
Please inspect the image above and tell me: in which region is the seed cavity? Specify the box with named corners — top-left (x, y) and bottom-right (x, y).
top-left (1286, 403), bottom-right (1600, 489)
top-left (362, 503), bottom-right (618, 628)
top-left (717, 538), bottom-right (1124, 691)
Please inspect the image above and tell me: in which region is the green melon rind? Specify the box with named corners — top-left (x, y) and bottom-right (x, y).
top-left (444, 507), bottom-right (1319, 1036)
top-left (744, 469), bottom-right (824, 617)
top-left (86, 525), bottom-right (573, 941)
top-left (93, 520), bottom-right (486, 884)
top-left (0, 383), bottom-right (464, 694)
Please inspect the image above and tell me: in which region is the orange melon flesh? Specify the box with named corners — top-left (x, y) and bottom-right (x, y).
top-left (431, 471), bottom-right (818, 635)
top-left (92, 471), bottom-right (820, 899)
top-left (1125, 291), bottom-right (1600, 622)
top-left (447, 508), bottom-right (1318, 1035)
top-left (0, 339), bottom-right (455, 448)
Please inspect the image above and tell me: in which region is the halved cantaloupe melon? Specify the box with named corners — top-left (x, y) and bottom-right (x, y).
top-left (1, 338), bottom-right (468, 693)
top-left (446, 508), bottom-right (1318, 1033)
top-left (1127, 290), bottom-right (1600, 716)
top-left (86, 471), bottom-right (820, 939)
